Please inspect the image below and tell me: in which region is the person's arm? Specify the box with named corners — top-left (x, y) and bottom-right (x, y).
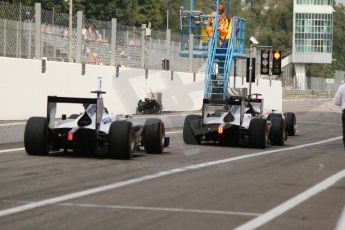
top-left (334, 85), bottom-right (342, 106)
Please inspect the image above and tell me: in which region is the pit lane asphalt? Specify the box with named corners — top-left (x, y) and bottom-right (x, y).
top-left (0, 99), bottom-right (344, 230)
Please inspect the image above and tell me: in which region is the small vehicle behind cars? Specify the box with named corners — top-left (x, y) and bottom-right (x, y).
top-left (137, 97), bottom-right (162, 114)
top-left (24, 90), bottom-right (169, 159)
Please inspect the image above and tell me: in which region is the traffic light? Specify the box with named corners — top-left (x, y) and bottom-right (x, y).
top-left (260, 49), bottom-right (269, 75)
top-left (272, 50), bottom-right (282, 75)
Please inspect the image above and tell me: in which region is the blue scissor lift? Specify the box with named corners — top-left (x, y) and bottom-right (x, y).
top-left (180, 0), bottom-right (247, 102)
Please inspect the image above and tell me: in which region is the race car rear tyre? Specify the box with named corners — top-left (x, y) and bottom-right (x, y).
top-left (248, 119), bottom-right (268, 149)
top-left (269, 117), bottom-right (285, 146)
top-left (267, 113), bottom-right (282, 120)
top-left (285, 112), bottom-right (296, 136)
top-left (109, 121), bottom-right (135, 159)
top-left (144, 118), bottom-right (165, 154)
top-left (183, 115), bottom-right (202, 145)
top-left (24, 117), bottom-right (50, 156)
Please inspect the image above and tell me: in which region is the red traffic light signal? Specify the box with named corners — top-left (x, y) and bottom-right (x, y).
top-left (272, 50), bottom-right (282, 75)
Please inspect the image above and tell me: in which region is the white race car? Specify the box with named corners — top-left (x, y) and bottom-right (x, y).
top-left (24, 92), bottom-right (169, 159)
top-left (183, 90), bottom-right (296, 148)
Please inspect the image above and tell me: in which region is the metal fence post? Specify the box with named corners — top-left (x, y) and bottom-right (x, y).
top-left (126, 30), bottom-right (129, 67)
top-left (35, 3), bottom-right (41, 59)
top-left (166, 29), bottom-right (171, 60)
top-left (188, 33), bottom-right (193, 72)
top-left (16, 21), bottom-right (19, 58)
top-left (110, 18), bottom-right (117, 66)
top-left (76, 11), bottom-right (82, 63)
top-left (3, 20), bottom-right (6, 57)
top-left (18, 3), bottom-right (22, 58)
top-left (28, 22), bottom-right (32, 59)
top-left (141, 24), bottom-right (146, 68)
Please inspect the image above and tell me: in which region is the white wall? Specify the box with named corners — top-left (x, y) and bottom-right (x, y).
top-left (0, 57), bottom-right (282, 120)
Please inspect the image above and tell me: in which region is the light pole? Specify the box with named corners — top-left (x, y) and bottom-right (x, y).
top-left (166, 9), bottom-right (169, 30)
top-left (68, 0), bottom-right (73, 62)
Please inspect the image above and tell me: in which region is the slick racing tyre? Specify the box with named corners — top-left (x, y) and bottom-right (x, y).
top-left (269, 117), bottom-right (285, 146)
top-left (144, 118), bottom-right (165, 154)
top-left (248, 118), bottom-right (268, 149)
top-left (183, 115), bottom-right (202, 145)
top-left (109, 120), bottom-right (135, 159)
top-left (24, 117), bottom-right (50, 156)
top-left (285, 112), bottom-right (296, 136)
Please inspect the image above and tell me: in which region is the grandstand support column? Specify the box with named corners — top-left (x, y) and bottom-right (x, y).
top-left (110, 18), bottom-right (117, 66)
top-left (295, 63), bottom-right (307, 90)
top-left (34, 3), bottom-right (41, 59)
top-left (166, 29), bottom-right (171, 61)
top-left (188, 33), bottom-right (193, 72)
top-left (140, 24), bottom-right (146, 68)
top-left (76, 11), bottom-right (82, 63)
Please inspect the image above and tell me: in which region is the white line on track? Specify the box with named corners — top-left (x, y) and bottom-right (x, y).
top-left (0, 122), bottom-right (25, 127)
top-left (298, 121), bottom-right (341, 126)
top-left (336, 206), bottom-right (345, 230)
top-left (166, 130), bottom-right (183, 135)
top-left (0, 136), bottom-right (342, 218)
top-left (2, 200), bottom-right (261, 217)
top-left (59, 203), bottom-right (261, 217)
top-left (0, 148), bottom-right (24, 154)
top-left (283, 98), bottom-right (332, 102)
top-left (234, 169), bottom-right (345, 230)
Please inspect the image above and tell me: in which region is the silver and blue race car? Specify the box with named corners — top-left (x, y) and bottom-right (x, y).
top-left (24, 91), bottom-right (169, 159)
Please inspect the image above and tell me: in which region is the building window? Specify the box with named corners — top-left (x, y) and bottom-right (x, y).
top-left (294, 12), bottom-right (333, 53)
top-left (296, 0), bottom-right (333, 5)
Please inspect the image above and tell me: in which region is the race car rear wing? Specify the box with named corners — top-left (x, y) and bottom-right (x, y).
top-left (47, 96), bottom-right (104, 131)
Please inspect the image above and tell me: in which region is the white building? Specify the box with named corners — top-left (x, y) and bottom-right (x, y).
top-left (292, 0), bottom-right (334, 89)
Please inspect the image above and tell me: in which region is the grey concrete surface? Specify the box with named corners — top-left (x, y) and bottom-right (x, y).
top-left (0, 100), bottom-right (344, 230)
top-left (0, 122), bottom-right (25, 145)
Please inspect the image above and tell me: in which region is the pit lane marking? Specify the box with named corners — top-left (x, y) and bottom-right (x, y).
top-left (0, 135), bottom-right (341, 218)
top-left (2, 200), bottom-right (260, 217)
top-left (59, 203), bottom-right (260, 216)
top-left (234, 169), bottom-right (345, 230)
top-left (336, 206), bottom-right (345, 230)
top-left (0, 148), bottom-right (24, 154)
top-left (298, 121), bottom-right (341, 126)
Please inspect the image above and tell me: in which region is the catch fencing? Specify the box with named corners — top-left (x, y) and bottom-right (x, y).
top-left (0, 1), bottom-right (341, 95)
top-left (0, 2), bottom-right (204, 73)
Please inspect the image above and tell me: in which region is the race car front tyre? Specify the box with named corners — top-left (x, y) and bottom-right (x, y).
top-left (144, 118), bottom-right (165, 154)
top-left (109, 121), bottom-right (135, 159)
top-left (285, 112), bottom-right (296, 136)
top-left (183, 115), bottom-right (202, 145)
top-left (248, 119), bottom-right (268, 149)
top-left (269, 117), bottom-right (285, 146)
top-left (24, 117), bottom-right (50, 156)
